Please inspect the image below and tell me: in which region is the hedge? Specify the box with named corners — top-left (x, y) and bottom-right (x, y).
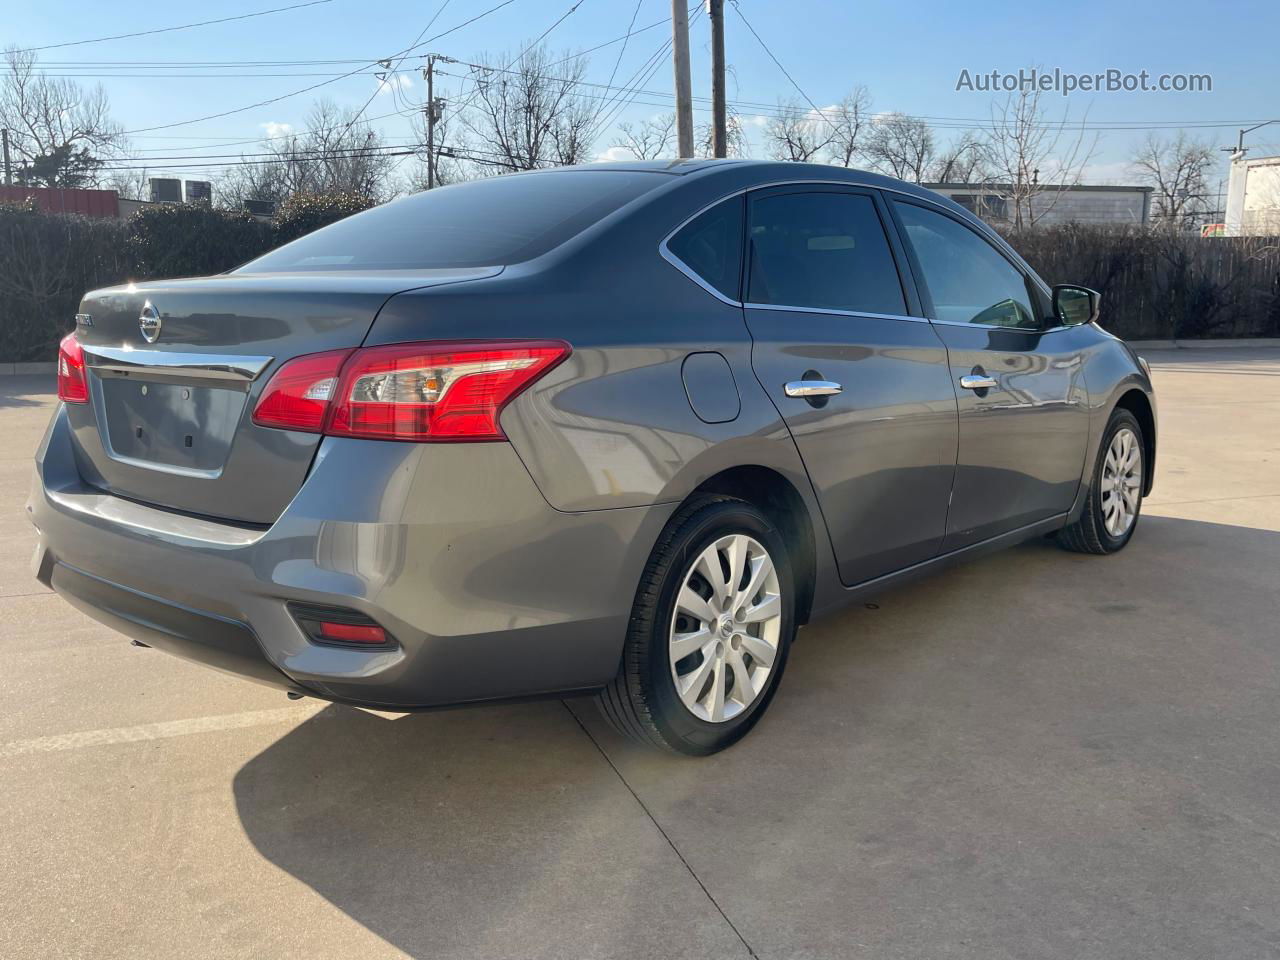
top-left (1, 192), bottom-right (371, 362)
top-left (4, 199), bottom-right (1280, 362)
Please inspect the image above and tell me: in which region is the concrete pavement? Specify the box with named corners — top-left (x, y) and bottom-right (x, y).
top-left (2, 349), bottom-right (1278, 959)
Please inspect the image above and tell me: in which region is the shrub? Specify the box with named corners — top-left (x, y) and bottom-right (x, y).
top-left (0, 201), bottom-right (130, 362)
top-left (127, 203), bottom-right (275, 279)
top-left (272, 191), bottom-right (375, 246)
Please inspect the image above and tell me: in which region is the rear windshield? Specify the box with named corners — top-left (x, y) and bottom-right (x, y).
top-left (236, 170), bottom-right (665, 272)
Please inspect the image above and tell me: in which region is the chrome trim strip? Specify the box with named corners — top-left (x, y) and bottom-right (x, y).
top-left (657, 242), bottom-right (742, 307)
top-left (103, 451), bottom-right (224, 480)
top-left (930, 317), bottom-right (1069, 334)
top-left (656, 175), bottom-right (1055, 312)
top-left (82, 345), bottom-right (274, 382)
top-left (743, 302), bottom-right (929, 324)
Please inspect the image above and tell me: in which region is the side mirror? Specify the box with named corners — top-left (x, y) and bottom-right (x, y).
top-left (1052, 284), bottom-right (1100, 327)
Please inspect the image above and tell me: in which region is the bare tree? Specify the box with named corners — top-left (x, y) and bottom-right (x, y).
top-left (0, 46), bottom-right (127, 186)
top-left (864, 113), bottom-right (936, 183)
top-left (826, 87), bottom-right (872, 168)
top-left (460, 45), bottom-right (596, 171)
top-left (218, 100), bottom-right (396, 207)
top-left (103, 167), bottom-right (150, 201)
top-left (613, 114), bottom-right (676, 160)
top-left (982, 87), bottom-right (1097, 229)
top-left (697, 108), bottom-right (748, 158)
top-left (1132, 132), bottom-right (1216, 232)
top-left (929, 132), bottom-right (989, 183)
top-left (764, 98), bottom-right (834, 162)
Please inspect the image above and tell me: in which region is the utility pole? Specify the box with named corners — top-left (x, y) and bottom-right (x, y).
top-left (670, 0), bottom-right (694, 158)
top-left (709, 0), bottom-right (727, 158)
top-left (422, 55), bottom-right (452, 188)
top-left (2, 129), bottom-right (11, 185)
top-left (424, 56), bottom-right (437, 189)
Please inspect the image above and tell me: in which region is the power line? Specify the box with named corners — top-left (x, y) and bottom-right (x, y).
top-left (601, 0), bottom-right (645, 99)
top-left (728, 0), bottom-right (831, 129)
top-left (117, 0), bottom-right (519, 135)
top-left (12, 0), bottom-right (336, 54)
top-left (583, 2), bottom-right (704, 144)
top-left (440, 0), bottom-right (593, 148)
top-left (90, 147), bottom-right (421, 173)
top-left (330, 0), bottom-right (455, 147)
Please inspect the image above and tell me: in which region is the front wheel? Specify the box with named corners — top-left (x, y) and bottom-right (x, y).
top-left (1059, 408), bottom-right (1145, 554)
top-left (595, 496), bottom-right (795, 755)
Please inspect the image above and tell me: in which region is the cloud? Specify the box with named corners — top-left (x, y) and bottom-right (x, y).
top-left (376, 73), bottom-right (414, 96)
top-left (746, 114), bottom-right (770, 128)
top-left (259, 121), bottom-right (294, 139)
top-left (595, 145), bottom-right (635, 163)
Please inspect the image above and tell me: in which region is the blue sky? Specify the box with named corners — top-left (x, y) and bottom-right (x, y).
top-left (7, 0), bottom-right (1279, 192)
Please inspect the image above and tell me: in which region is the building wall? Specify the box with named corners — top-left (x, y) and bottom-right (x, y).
top-left (1028, 189), bottom-right (1150, 226)
top-left (0, 186), bottom-right (119, 218)
top-left (1225, 156), bottom-right (1280, 236)
top-left (928, 185), bottom-right (1152, 227)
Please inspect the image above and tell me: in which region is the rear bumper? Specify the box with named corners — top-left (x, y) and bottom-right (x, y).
top-left (42, 560), bottom-right (302, 692)
top-left (29, 407), bottom-right (673, 709)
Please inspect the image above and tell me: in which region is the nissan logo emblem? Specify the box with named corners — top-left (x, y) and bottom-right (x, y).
top-left (139, 301), bottom-right (162, 343)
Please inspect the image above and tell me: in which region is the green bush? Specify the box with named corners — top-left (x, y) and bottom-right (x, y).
top-left (127, 203), bottom-right (275, 279)
top-left (0, 201), bottom-right (131, 362)
top-left (0, 194), bottom-right (377, 361)
top-left (272, 191), bottom-right (375, 246)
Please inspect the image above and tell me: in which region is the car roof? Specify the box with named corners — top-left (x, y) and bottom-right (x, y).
top-left (548, 158), bottom-right (949, 203)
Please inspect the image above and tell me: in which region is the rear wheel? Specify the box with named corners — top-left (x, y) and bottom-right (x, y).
top-left (595, 496), bottom-right (795, 755)
top-left (1059, 408), bottom-right (1145, 554)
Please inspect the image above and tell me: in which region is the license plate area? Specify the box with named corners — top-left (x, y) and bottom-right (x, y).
top-left (96, 374), bottom-right (246, 474)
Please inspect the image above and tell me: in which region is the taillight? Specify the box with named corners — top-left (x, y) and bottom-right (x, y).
top-left (252, 349), bottom-right (352, 432)
top-left (253, 340), bottom-right (570, 442)
top-left (57, 333), bottom-right (89, 404)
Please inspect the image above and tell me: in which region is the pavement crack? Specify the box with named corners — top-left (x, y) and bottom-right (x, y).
top-left (562, 700), bottom-right (759, 959)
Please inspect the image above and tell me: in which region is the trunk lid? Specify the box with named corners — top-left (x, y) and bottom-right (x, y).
top-left (67, 269), bottom-right (498, 524)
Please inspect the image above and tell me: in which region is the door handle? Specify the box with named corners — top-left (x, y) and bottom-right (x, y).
top-left (959, 374), bottom-right (998, 391)
top-left (784, 379), bottom-right (843, 398)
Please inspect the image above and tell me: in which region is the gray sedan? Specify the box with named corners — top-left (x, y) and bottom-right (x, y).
top-left (29, 160), bottom-right (1155, 754)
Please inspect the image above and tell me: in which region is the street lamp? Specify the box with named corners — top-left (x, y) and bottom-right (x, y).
top-left (1226, 120), bottom-right (1280, 159)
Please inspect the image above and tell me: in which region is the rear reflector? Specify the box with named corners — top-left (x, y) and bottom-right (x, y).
top-left (252, 340), bottom-right (570, 442)
top-left (57, 333), bottom-right (89, 404)
top-left (317, 621), bottom-right (387, 645)
top-left (288, 603), bottom-right (393, 647)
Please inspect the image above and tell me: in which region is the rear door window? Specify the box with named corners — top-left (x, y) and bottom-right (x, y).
top-left (665, 196), bottom-right (744, 300)
top-left (893, 201), bottom-right (1038, 329)
top-left (746, 191), bottom-right (907, 316)
top-left (237, 170), bottom-right (666, 272)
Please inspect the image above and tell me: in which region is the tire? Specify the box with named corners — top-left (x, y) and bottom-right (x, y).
top-left (595, 495), bottom-right (796, 756)
top-left (1059, 408), bottom-right (1145, 555)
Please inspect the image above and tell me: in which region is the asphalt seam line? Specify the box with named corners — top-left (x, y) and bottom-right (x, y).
top-left (0, 704), bottom-right (324, 760)
top-left (562, 700), bottom-right (760, 960)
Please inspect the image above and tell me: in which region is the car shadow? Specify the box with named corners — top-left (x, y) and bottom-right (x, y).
top-left (233, 513), bottom-right (1280, 959)
top-left (230, 697), bottom-right (748, 958)
top-left (0, 375), bottom-right (55, 409)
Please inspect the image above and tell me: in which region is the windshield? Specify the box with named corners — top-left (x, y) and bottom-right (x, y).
top-left (236, 170), bottom-right (666, 273)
